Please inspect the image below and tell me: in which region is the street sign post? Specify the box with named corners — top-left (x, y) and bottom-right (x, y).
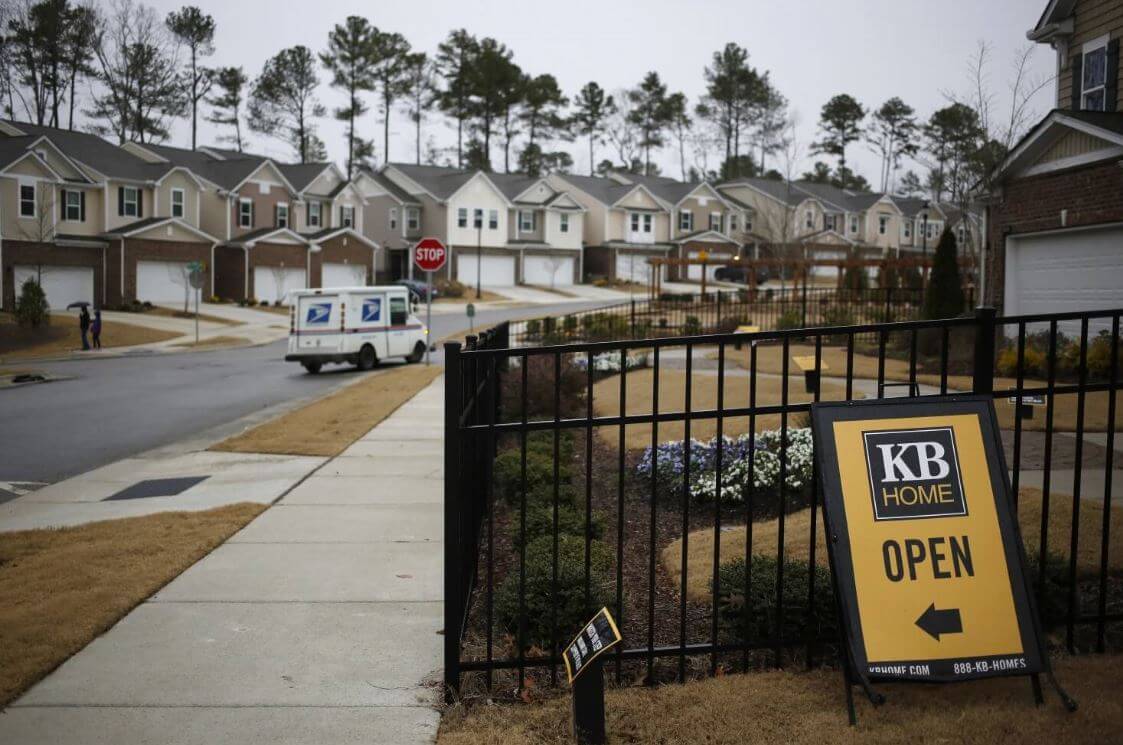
top-left (810, 395), bottom-right (1074, 724)
top-left (413, 238), bottom-right (447, 366)
top-left (466, 302), bottom-right (475, 334)
top-left (187, 261), bottom-right (205, 346)
top-left (564, 607), bottom-right (622, 745)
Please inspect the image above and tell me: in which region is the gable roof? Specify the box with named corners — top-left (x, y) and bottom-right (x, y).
top-left (718, 177), bottom-right (808, 207)
top-left (1, 120), bottom-right (171, 182)
top-left (554, 173), bottom-right (639, 205)
top-left (486, 172), bottom-right (554, 203)
top-left (385, 163), bottom-right (478, 201)
top-left (360, 168), bottom-right (421, 205)
top-left (989, 109), bottom-right (1123, 184)
top-left (280, 162), bottom-right (335, 193)
top-left (1028, 0), bottom-right (1075, 41)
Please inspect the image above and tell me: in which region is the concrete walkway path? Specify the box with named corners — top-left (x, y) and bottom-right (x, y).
top-left (0, 377), bottom-right (446, 744)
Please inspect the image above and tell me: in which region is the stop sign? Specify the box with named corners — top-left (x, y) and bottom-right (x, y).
top-left (413, 237), bottom-right (447, 273)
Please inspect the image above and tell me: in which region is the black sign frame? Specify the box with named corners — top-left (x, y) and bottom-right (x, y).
top-left (811, 395), bottom-right (1066, 722)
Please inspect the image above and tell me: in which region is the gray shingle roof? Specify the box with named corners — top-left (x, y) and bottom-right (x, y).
top-left (142, 142), bottom-right (266, 190)
top-left (279, 162), bottom-right (332, 192)
top-left (3, 120), bottom-right (169, 181)
top-left (0, 135), bottom-right (44, 171)
top-left (1064, 110), bottom-right (1123, 136)
top-left (555, 173), bottom-right (640, 205)
top-left (363, 168), bottom-right (421, 205)
top-left (718, 177), bottom-right (807, 207)
top-left (618, 173), bottom-right (700, 204)
top-left (486, 172), bottom-right (548, 202)
top-left (385, 163), bottom-right (477, 200)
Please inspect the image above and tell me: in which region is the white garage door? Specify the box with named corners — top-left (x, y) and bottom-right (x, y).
top-left (1005, 226), bottom-right (1123, 333)
top-left (615, 253), bottom-right (664, 285)
top-left (456, 255), bottom-right (515, 287)
top-left (13, 265), bottom-right (93, 310)
top-left (254, 266), bottom-right (307, 305)
top-left (523, 256), bottom-right (575, 286)
top-left (137, 260), bottom-right (192, 304)
top-left (686, 251), bottom-right (720, 282)
top-left (322, 262), bottom-right (367, 288)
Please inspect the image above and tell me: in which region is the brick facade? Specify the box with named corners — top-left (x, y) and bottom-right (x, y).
top-left (986, 159), bottom-right (1123, 308)
top-left (105, 238), bottom-right (212, 305)
top-left (2, 240), bottom-right (105, 309)
top-left (318, 235), bottom-right (374, 287)
top-left (247, 242), bottom-right (307, 301)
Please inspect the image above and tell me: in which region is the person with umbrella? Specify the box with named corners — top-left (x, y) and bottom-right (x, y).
top-left (91, 309), bottom-right (102, 349)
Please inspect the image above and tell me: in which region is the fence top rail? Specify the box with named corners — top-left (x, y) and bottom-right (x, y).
top-left (997, 307), bottom-right (1123, 325)
top-left (461, 314), bottom-right (979, 358)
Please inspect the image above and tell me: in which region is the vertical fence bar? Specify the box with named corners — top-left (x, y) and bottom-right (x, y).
top-left (647, 346), bottom-right (660, 684)
top-left (517, 351), bottom-right (529, 691)
top-left (550, 352), bottom-right (562, 686)
top-left (485, 354), bottom-right (497, 690)
top-left (742, 339), bottom-right (758, 671)
top-left (615, 347), bottom-right (627, 682)
top-left (1097, 315), bottom-right (1120, 652)
top-left (972, 306), bottom-right (996, 395)
top-left (1066, 319), bottom-right (1089, 654)
top-left (1038, 322), bottom-right (1058, 606)
top-left (1012, 321), bottom-right (1027, 509)
top-left (443, 342), bottom-right (463, 701)
top-left (679, 343), bottom-right (694, 683)
top-left (711, 343), bottom-right (726, 676)
top-left (774, 336), bottom-right (790, 668)
top-left (806, 333), bottom-right (823, 669)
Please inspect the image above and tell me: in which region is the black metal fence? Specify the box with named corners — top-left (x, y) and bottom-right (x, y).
top-left (509, 286), bottom-right (976, 346)
top-left (444, 306), bottom-right (1122, 698)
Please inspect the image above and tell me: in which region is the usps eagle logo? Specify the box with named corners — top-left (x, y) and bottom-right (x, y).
top-left (305, 303), bottom-right (332, 325)
top-left (362, 298), bottom-right (381, 323)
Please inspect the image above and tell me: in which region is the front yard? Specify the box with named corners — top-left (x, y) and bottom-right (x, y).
top-left (0, 312), bottom-right (181, 360)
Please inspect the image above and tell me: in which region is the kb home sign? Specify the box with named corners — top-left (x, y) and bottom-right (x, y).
top-left (810, 396), bottom-right (1071, 719)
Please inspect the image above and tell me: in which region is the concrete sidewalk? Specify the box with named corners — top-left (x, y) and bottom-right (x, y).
top-left (0, 377), bottom-right (446, 744)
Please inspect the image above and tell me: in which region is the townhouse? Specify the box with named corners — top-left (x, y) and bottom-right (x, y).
top-left (363, 163), bottom-right (586, 287)
top-left (0, 120), bottom-right (380, 312)
top-left (984, 0), bottom-right (1123, 319)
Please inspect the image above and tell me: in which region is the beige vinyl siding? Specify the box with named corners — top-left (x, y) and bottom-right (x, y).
top-left (155, 171), bottom-right (199, 226)
top-left (362, 193), bottom-right (401, 247)
top-left (1041, 128), bottom-right (1114, 162)
top-left (198, 190), bottom-right (229, 240)
top-left (55, 187), bottom-right (102, 237)
top-left (104, 182), bottom-right (155, 232)
top-left (419, 194), bottom-right (445, 239)
top-left (1057, 0), bottom-right (1123, 110)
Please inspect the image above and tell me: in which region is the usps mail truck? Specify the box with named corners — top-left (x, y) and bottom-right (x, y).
top-left (285, 286), bottom-right (428, 373)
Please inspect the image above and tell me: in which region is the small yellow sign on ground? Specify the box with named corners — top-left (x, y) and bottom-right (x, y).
top-left (811, 396), bottom-right (1046, 683)
top-left (791, 355), bottom-right (828, 372)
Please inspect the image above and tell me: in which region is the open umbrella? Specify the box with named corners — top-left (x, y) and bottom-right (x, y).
top-left (66, 301), bottom-right (90, 310)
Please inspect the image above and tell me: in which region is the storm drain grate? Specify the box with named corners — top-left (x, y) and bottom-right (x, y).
top-left (105, 476), bottom-right (209, 501)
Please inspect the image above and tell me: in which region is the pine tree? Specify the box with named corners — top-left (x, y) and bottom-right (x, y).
top-left (571, 82), bottom-right (614, 176)
top-left (206, 66), bottom-right (247, 151)
top-left (247, 46), bottom-right (325, 163)
top-left (811, 94), bottom-right (866, 190)
top-left (165, 6), bottom-right (216, 150)
top-left (320, 17), bottom-right (377, 177)
top-left (922, 227), bottom-right (965, 319)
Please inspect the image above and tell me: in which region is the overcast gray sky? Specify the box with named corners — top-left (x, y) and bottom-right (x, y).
top-left (138, 0), bottom-right (1054, 188)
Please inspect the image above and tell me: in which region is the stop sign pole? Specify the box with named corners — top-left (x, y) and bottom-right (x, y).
top-left (413, 237), bottom-right (448, 366)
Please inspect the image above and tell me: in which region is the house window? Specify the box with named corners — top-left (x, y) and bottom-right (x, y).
top-left (927, 222), bottom-right (937, 240)
top-left (170, 188), bottom-right (185, 218)
top-left (957, 226), bottom-right (965, 243)
top-left (307, 201), bottom-right (321, 228)
top-left (239, 198), bottom-right (253, 228)
top-left (642, 214), bottom-right (652, 233)
top-left (519, 210), bottom-right (535, 232)
top-left (679, 209), bottom-right (693, 231)
top-left (729, 214), bottom-right (738, 232)
top-left (902, 220), bottom-right (912, 240)
top-left (457, 208), bottom-right (467, 228)
top-left (407, 207), bottom-right (420, 230)
top-left (850, 216), bottom-right (858, 233)
top-left (744, 216), bottom-right (753, 232)
top-left (878, 214), bottom-right (889, 235)
top-left (389, 208), bottom-right (398, 230)
top-left (276, 203), bottom-right (289, 228)
top-left (19, 183), bottom-right (34, 217)
top-left (560, 213), bottom-right (569, 233)
top-left (709, 212), bottom-right (722, 231)
top-left (122, 186), bottom-right (139, 217)
top-left (823, 214), bottom-right (834, 231)
top-left (630, 212), bottom-right (640, 232)
top-left (340, 205), bottom-right (355, 228)
top-left (805, 210), bottom-right (814, 229)
top-left (1080, 36), bottom-right (1109, 111)
top-left (488, 209), bottom-right (498, 230)
top-left (64, 189), bottom-right (82, 221)
top-left (473, 208), bottom-right (483, 228)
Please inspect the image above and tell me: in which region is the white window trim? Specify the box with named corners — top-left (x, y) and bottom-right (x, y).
top-left (519, 209), bottom-right (535, 232)
top-left (341, 205), bottom-right (355, 228)
top-left (170, 188), bottom-right (185, 219)
top-left (850, 216), bottom-right (858, 234)
top-left (276, 202), bottom-right (289, 228)
top-left (805, 210), bottom-right (814, 229)
top-left (64, 189), bottom-right (82, 221)
top-left (878, 214), bottom-right (889, 235)
top-left (19, 182), bottom-right (35, 218)
top-left (1080, 34), bottom-right (1110, 112)
top-left (389, 207), bottom-right (398, 230)
top-left (122, 186), bottom-right (139, 218)
top-left (238, 197), bottom-right (253, 228)
top-left (308, 200), bottom-right (322, 228)
top-left (559, 212), bottom-right (569, 233)
top-left (679, 209), bottom-right (693, 232)
top-left (406, 207), bottom-right (420, 230)
top-left (642, 213), bottom-right (652, 233)
top-left (487, 209), bottom-right (498, 230)
top-left (457, 207), bottom-right (468, 228)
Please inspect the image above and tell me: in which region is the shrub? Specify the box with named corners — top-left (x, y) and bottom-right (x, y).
top-left (820, 305), bottom-right (855, 328)
top-left (14, 277), bottom-right (50, 327)
top-left (501, 355), bottom-right (586, 420)
top-left (899, 265), bottom-right (923, 291)
top-left (683, 315), bottom-right (701, 335)
top-left (495, 534), bottom-right (613, 650)
top-left (996, 344), bottom-right (1047, 378)
top-left (776, 308), bottom-right (803, 330)
top-left (562, 315), bottom-right (578, 334)
top-left (513, 502), bottom-right (605, 547)
top-left (526, 319), bottom-right (541, 338)
top-left (922, 227), bottom-right (965, 320)
top-left (841, 262), bottom-right (869, 293)
top-left (715, 554), bottom-right (837, 643)
top-left (493, 447), bottom-right (572, 505)
top-left (1087, 331), bottom-right (1123, 381)
top-left (436, 278), bottom-right (466, 298)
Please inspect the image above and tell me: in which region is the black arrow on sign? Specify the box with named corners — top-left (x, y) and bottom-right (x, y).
top-left (916, 603), bottom-right (963, 641)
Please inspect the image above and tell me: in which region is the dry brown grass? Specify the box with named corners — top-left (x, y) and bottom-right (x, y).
top-left (593, 367), bottom-right (849, 450)
top-left (0, 503), bottom-right (265, 707)
top-left (170, 335), bottom-right (250, 348)
top-left (438, 653), bottom-right (1122, 744)
top-left (714, 343), bottom-right (1123, 433)
top-left (210, 363), bottom-right (442, 457)
top-left (144, 306), bottom-right (243, 326)
top-left (434, 289), bottom-right (508, 304)
top-left (0, 312), bottom-right (180, 360)
top-left (663, 488), bottom-right (1123, 603)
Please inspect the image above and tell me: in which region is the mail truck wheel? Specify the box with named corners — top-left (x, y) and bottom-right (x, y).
top-left (357, 344), bottom-right (378, 371)
top-left (406, 341), bottom-right (426, 364)
top-left (302, 361), bottom-right (322, 374)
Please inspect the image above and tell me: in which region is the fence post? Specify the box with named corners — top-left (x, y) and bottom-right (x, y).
top-left (716, 290), bottom-right (723, 327)
top-left (801, 279), bottom-right (808, 327)
top-left (884, 285), bottom-right (892, 323)
top-left (630, 298), bottom-right (636, 338)
top-left (972, 306), bottom-right (996, 395)
top-left (443, 341), bottom-right (463, 702)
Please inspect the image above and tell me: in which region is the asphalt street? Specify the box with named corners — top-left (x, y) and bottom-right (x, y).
top-left (0, 301), bottom-right (606, 484)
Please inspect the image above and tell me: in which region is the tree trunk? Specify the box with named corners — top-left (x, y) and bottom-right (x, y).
top-left (589, 134), bottom-right (594, 176)
top-left (415, 100), bottom-right (422, 164)
top-left (190, 52), bottom-right (198, 150)
top-left (384, 94), bottom-right (392, 169)
top-left (456, 115), bottom-right (463, 169)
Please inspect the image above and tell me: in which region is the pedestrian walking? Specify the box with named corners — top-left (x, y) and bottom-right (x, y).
top-left (91, 309), bottom-right (102, 349)
top-left (79, 306), bottom-right (91, 350)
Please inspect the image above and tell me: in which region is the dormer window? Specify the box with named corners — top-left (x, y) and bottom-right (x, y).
top-left (171, 188), bottom-right (185, 218)
top-left (1079, 36), bottom-right (1109, 112)
top-left (340, 205), bottom-right (354, 228)
top-left (878, 214), bottom-right (889, 235)
top-left (19, 183), bottom-right (35, 217)
top-left (805, 210), bottom-right (814, 229)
